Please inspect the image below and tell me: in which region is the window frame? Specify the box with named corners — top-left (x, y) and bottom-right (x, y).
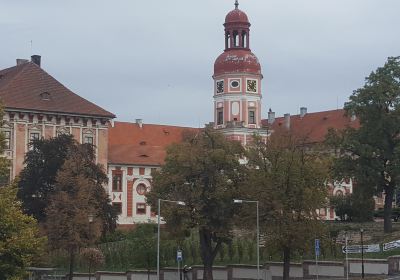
top-left (112, 173), bottom-right (123, 192)
top-left (248, 109), bottom-right (256, 124)
top-left (217, 109), bottom-right (224, 125)
top-left (136, 203), bottom-right (147, 215)
top-left (112, 202), bottom-right (122, 215)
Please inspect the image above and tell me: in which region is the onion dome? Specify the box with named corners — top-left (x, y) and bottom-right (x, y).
top-left (214, 49), bottom-right (261, 76)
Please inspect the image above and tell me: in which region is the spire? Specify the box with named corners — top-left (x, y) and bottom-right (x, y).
top-left (235, 0), bottom-right (239, 9)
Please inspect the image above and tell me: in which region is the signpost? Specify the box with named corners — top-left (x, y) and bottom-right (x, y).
top-left (383, 240), bottom-right (400, 251)
top-left (315, 239), bottom-right (320, 280)
top-left (342, 244), bottom-right (380, 254)
top-left (177, 249), bottom-right (183, 280)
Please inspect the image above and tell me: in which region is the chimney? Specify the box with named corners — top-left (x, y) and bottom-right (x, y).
top-left (300, 107), bottom-right (307, 118)
top-left (31, 55), bottom-right (41, 67)
top-left (284, 113), bottom-right (291, 130)
top-left (136, 119), bottom-right (143, 128)
top-left (268, 109), bottom-right (275, 124)
top-left (16, 59), bottom-right (29, 65)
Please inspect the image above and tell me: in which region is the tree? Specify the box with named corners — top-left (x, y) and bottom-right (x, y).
top-left (246, 130), bottom-right (328, 280)
top-left (146, 128), bottom-right (247, 280)
top-left (45, 144), bottom-right (116, 280)
top-left (126, 224), bottom-right (157, 279)
top-left (327, 56), bottom-right (400, 233)
top-left (17, 134), bottom-right (75, 222)
top-left (0, 184), bottom-right (46, 280)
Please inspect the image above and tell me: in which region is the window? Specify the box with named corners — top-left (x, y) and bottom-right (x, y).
top-left (112, 174), bottom-right (122, 192)
top-left (30, 132), bottom-right (40, 141)
top-left (136, 184), bottom-right (147, 195)
top-left (84, 135), bottom-right (94, 145)
top-left (136, 203), bottom-right (146, 215)
top-left (3, 131), bottom-right (11, 149)
top-left (248, 110), bottom-right (256, 124)
top-left (217, 109), bottom-right (223, 125)
top-left (112, 202), bottom-right (122, 215)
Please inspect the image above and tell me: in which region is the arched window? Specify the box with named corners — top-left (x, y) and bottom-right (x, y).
top-left (233, 31), bottom-right (239, 47)
top-left (242, 31), bottom-right (247, 48)
top-left (225, 32), bottom-right (231, 49)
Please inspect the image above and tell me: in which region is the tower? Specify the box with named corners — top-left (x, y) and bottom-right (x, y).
top-left (213, 1), bottom-right (268, 144)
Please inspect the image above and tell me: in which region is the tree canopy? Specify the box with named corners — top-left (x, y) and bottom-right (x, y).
top-left (327, 56), bottom-right (400, 232)
top-left (0, 185), bottom-right (45, 280)
top-left (146, 128), bottom-right (247, 280)
top-left (17, 134), bottom-right (76, 221)
top-left (246, 130), bottom-right (329, 280)
top-left (45, 143), bottom-right (116, 280)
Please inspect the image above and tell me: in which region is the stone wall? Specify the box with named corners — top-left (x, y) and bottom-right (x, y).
top-left (64, 257), bottom-right (400, 280)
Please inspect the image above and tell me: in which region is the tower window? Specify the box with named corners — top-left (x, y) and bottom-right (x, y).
top-left (217, 109), bottom-right (224, 125)
top-left (242, 31), bottom-right (247, 48)
top-left (225, 32), bottom-right (231, 49)
top-left (233, 31), bottom-right (239, 47)
top-left (249, 110), bottom-right (256, 124)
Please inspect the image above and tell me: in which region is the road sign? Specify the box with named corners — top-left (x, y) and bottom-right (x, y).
top-left (177, 250), bottom-right (183, 262)
top-left (342, 244), bottom-right (380, 254)
top-left (383, 240), bottom-right (400, 251)
top-left (315, 239), bottom-right (320, 257)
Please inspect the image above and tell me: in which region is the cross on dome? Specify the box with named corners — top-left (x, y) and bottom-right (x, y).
top-left (235, 0), bottom-right (239, 9)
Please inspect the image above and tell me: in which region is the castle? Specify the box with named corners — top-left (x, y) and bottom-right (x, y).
top-left (0, 2), bottom-right (357, 226)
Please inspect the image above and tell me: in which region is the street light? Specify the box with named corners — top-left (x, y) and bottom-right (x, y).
top-left (157, 199), bottom-right (186, 280)
top-left (360, 228), bottom-right (364, 279)
top-left (87, 214), bottom-right (94, 280)
top-left (233, 199), bottom-right (260, 280)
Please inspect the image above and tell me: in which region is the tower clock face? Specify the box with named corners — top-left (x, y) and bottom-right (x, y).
top-left (247, 79), bottom-right (257, 93)
top-left (216, 81), bottom-right (224, 94)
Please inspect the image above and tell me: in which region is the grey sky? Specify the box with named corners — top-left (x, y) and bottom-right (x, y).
top-left (1, 0), bottom-right (399, 127)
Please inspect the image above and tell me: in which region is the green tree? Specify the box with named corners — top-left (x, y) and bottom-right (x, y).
top-left (146, 128), bottom-right (246, 280)
top-left (127, 224), bottom-right (157, 278)
top-left (17, 134), bottom-right (75, 221)
top-left (0, 184), bottom-right (46, 280)
top-left (327, 56), bottom-right (400, 233)
top-left (246, 130), bottom-right (328, 280)
top-left (45, 144), bottom-right (116, 280)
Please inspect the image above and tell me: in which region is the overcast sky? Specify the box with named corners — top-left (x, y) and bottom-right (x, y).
top-left (1, 0), bottom-right (399, 127)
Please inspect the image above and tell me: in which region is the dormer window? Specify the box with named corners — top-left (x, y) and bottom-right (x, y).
top-left (40, 92), bottom-right (51, 101)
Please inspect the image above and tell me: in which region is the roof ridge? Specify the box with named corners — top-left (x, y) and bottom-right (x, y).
top-left (114, 121), bottom-right (196, 129)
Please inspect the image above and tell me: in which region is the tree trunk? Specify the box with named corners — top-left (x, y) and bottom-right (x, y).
top-left (199, 228), bottom-right (221, 280)
top-left (384, 185), bottom-right (394, 233)
top-left (68, 248), bottom-right (75, 280)
top-left (282, 246), bottom-right (291, 280)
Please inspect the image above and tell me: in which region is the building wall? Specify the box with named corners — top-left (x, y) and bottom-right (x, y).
top-left (108, 164), bottom-right (158, 225)
top-left (2, 110), bottom-right (110, 180)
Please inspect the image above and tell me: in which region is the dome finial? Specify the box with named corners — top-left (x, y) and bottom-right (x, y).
top-left (235, 0), bottom-right (239, 9)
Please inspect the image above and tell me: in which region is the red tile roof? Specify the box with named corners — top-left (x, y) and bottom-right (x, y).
top-left (108, 121), bottom-right (199, 165)
top-left (0, 62), bottom-right (115, 118)
top-left (262, 109), bottom-right (359, 144)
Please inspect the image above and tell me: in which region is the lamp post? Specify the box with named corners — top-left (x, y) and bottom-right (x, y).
top-left (233, 199), bottom-right (260, 280)
top-left (87, 214), bottom-right (94, 280)
top-left (157, 199), bottom-right (186, 280)
top-left (360, 228), bottom-right (364, 279)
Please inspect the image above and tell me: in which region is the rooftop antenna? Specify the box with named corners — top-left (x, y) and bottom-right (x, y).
top-left (235, 0), bottom-right (239, 9)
